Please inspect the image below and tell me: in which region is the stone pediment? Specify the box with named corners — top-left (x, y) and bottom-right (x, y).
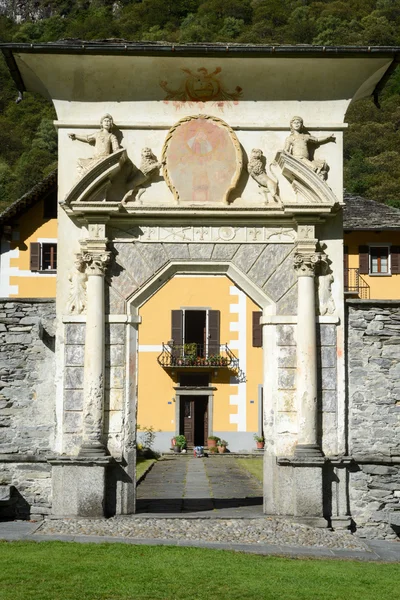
top-left (62, 148), bottom-right (127, 211)
top-left (276, 151), bottom-right (340, 209)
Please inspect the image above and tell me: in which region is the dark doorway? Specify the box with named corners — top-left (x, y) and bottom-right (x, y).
top-left (180, 396), bottom-right (208, 447)
top-left (184, 310), bottom-right (206, 347)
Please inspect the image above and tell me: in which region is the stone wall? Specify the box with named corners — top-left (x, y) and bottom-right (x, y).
top-left (0, 299), bottom-right (55, 518)
top-left (347, 300), bottom-right (400, 539)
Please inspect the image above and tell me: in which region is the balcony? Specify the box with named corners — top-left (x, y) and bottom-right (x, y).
top-left (344, 268), bottom-right (370, 299)
top-left (157, 343), bottom-right (246, 382)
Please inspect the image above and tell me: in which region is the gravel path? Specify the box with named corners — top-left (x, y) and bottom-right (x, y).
top-left (36, 517), bottom-right (368, 551)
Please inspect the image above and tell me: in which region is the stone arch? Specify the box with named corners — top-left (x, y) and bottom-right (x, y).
top-left (126, 261), bottom-right (276, 314)
top-left (108, 240), bottom-right (297, 316)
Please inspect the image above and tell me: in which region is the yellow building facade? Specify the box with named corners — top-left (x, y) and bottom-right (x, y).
top-left (0, 171), bottom-right (57, 298)
top-left (343, 194), bottom-right (400, 300)
top-left (137, 274), bottom-right (263, 450)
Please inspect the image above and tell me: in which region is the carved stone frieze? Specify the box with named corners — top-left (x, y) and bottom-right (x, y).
top-left (114, 226), bottom-right (296, 244)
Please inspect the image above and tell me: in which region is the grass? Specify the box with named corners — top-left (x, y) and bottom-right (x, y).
top-left (136, 457), bottom-right (156, 481)
top-left (236, 457), bottom-right (263, 482)
top-left (0, 542), bottom-right (399, 600)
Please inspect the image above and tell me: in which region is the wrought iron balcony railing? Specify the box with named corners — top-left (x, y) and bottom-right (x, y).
top-left (344, 268), bottom-right (370, 299)
top-left (157, 343), bottom-right (246, 382)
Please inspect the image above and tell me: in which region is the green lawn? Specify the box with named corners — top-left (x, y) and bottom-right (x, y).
top-left (1, 542), bottom-right (399, 600)
top-left (236, 457), bottom-right (263, 482)
top-left (136, 457), bottom-right (156, 481)
top-left (0, 447), bottom-right (396, 598)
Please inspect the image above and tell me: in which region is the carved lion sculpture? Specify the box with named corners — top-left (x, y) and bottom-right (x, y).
top-left (247, 149), bottom-right (280, 203)
top-left (121, 147), bottom-right (162, 204)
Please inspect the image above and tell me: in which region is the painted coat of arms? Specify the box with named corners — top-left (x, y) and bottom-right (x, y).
top-left (160, 67), bottom-right (242, 110)
top-left (162, 115), bottom-right (242, 205)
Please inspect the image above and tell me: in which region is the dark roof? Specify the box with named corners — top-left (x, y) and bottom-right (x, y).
top-left (343, 193), bottom-right (400, 230)
top-left (0, 170), bottom-right (57, 226)
top-left (2, 41), bottom-right (400, 57)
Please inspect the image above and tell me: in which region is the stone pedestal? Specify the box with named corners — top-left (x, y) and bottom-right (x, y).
top-left (50, 457), bottom-right (112, 517)
top-left (293, 461), bottom-right (324, 517)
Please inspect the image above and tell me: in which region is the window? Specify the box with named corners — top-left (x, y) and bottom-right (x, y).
top-left (171, 309), bottom-right (220, 355)
top-left (30, 242), bottom-right (57, 271)
top-left (359, 245), bottom-right (400, 276)
top-left (370, 246), bottom-right (389, 274)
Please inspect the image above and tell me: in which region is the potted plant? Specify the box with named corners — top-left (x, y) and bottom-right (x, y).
top-left (207, 435), bottom-right (220, 448)
top-left (254, 434), bottom-right (265, 449)
top-left (217, 439), bottom-right (228, 453)
top-left (174, 435), bottom-right (187, 451)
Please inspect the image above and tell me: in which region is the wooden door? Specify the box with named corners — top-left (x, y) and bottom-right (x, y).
top-left (203, 400), bottom-right (208, 444)
top-left (182, 398), bottom-right (195, 446)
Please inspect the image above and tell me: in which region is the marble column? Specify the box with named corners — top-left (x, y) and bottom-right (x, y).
top-left (79, 236), bottom-right (111, 457)
top-left (293, 249), bottom-right (322, 457)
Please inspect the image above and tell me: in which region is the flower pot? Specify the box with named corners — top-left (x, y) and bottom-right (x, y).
top-left (218, 445), bottom-right (227, 453)
top-left (256, 441), bottom-right (265, 449)
top-left (173, 445), bottom-right (181, 453)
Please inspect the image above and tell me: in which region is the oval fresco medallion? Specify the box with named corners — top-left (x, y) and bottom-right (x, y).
top-left (162, 115), bottom-right (242, 205)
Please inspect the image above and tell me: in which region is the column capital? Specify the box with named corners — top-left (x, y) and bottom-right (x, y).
top-left (294, 251), bottom-right (322, 277)
top-left (79, 239), bottom-right (111, 276)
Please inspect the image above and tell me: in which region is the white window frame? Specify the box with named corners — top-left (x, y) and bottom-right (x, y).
top-left (35, 238), bottom-right (58, 273)
top-left (368, 243), bottom-right (391, 276)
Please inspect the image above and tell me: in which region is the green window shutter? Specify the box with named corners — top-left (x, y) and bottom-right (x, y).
top-left (30, 242), bottom-right (41, 271)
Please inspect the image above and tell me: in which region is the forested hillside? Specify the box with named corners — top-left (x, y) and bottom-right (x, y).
top-left (1, 0), bottom-right (400, 210)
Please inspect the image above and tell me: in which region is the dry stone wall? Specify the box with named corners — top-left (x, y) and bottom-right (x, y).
top-left (347, 300), bottom-right (400, 539)
top-left (0, 299), bottom-right (55, 518)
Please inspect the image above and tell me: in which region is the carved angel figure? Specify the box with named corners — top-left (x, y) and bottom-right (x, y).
top-left (316, 254), bottom-right (336, 316)
top-left (247, 149), bottom-right (280, 203)
top-left (121, 148), bottom-right (162, 204)
top-left (67, 255), bottom-right (87, 315)
top-left (284, 116), bottom-right (335, 180)
top-left (69, 114), bottom-right (120, 175)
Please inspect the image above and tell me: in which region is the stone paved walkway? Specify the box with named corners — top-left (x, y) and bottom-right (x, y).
top-left (136, 456), bottom-right (263, 516)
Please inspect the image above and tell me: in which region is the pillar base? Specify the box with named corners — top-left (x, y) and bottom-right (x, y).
top-left (49, 456), bottom-right (112, 517)
top-left (264, 454), bottom-right (326, 518)
top-left (293, 463), bottom-right (324, 517)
